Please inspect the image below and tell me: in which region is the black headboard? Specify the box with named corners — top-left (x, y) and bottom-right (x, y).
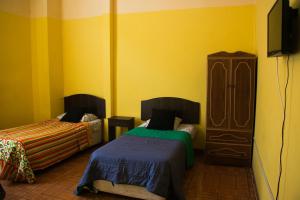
top-left (64, 94), bottom-right (106, 119)
top-left (141, 97), bottom-right (200, 124)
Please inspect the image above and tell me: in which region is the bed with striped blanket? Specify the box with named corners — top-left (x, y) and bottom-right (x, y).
top-left (0, 119), bottom-right (91, 183)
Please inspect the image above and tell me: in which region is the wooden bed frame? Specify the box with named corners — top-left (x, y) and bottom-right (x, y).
top-left (64, 94), bottom-right (106, 119)
top-left (141, 97), bottom-right (200, 124)
top-left (64, 94), bottom-right (106, 140)
top-left (93, 97), bottom-right (200, 200)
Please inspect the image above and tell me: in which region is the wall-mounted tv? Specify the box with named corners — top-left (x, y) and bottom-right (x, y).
top-left (267, 0), bottom-right (298, 57)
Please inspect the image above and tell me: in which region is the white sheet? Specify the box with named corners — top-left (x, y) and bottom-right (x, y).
top-left (87, 119), bottom-right (102, 146)
top-left (176, 124), bottom-right (197, 139)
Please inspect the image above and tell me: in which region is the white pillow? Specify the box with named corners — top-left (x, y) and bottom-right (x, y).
top-left (176, 124), bottom-right (197, 139)
top-left (173, 117), bottom-right (182, 130)
top-left (81, 113), bottom-right (98, 122)
top-left (56, 112), bottom-right (98, 122)
top-left (138, 119), bottom-right (150, 127)
top-left (57, 113), bottom-right (66, 120)
top-left (139, 117), bottom-right (182, 130)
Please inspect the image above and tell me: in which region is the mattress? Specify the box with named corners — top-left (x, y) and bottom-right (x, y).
top-left (86, 119), bottom-right (102, 146)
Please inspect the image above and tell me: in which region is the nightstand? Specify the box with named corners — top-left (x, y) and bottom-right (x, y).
top-left (108, 116), bottom-right (135, 141)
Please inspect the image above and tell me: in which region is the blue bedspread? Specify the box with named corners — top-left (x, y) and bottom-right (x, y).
top-left (76, 129), bottom-right (192, 200)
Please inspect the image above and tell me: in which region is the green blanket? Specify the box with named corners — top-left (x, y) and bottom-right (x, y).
top-left (125, 127), bottom-right (194, 167)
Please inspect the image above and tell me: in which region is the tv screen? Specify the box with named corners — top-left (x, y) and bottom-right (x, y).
top-left (268, 0), bottom-right (283, 56)
top-left (267, 0), bottom-right (298, 57)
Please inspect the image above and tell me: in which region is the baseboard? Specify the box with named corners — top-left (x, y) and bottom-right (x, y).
top-left (252, 140), bottom-right (275, 200)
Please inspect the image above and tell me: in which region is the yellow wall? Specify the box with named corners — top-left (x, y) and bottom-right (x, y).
top-left (31, 0), bottom-right (64, 121)
top-left (31, 17), bottom-right (52, 121)
top-left (0, 1), bottom-right (64, 129)
top-left (62, 16), bottom-right (106, 99)
top-left (62, 14), bottom-right (115, 141)
top-left (62, 1), bottom-right (113, 123)
top-left (0, 6), bottom-right (34, 129)
top-left (253, 0), bottom-right (300, 199)
top-left (48, 17), bottom-right (64, 118)
top-left (31, 17), bottom-right (64, 121)
top-left (62, 0), bottom-right (115, 140)
top-left (60, 1), bottom-right (256, 145)
top-left (116, 6), bottom-right (256, 148)
top-left (0, 1), bottom-right (256, 148)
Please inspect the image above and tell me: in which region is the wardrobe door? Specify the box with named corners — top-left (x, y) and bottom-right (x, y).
top-left (230, 59), bottom-right (256, 131)
top-left (207, 59), bottom-right (231, 129)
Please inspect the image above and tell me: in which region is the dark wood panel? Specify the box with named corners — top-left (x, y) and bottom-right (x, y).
top-left (206, 59), bottom-right (231, 129)
top-left (206, 142), bottom-right (252, 166)
top-left (206, 142), bottom-right (252, 159)
top-left (205, 154), bottom-right (252, 167)
top-left (206, 130), bottom-right (253, 145)
top-left (230, 59), bottom-right (256, 131)
top-left (141, 97), bottom-right (200, 124)
top-left (208, 51), bottom-right (257, 58)
top-left (108, 116), bottom-right (135, 141)
top-left (64, 94), bottom-right (106, 119)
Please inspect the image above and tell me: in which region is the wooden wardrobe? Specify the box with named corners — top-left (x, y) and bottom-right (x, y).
top-left (206, 51), bottom-right (257, 166)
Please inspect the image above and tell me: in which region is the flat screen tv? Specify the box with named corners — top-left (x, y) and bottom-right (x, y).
top-left (268, 0), bottom-right (298, 57)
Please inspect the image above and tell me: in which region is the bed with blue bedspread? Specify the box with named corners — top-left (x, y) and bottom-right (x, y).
top-left (76, 97), bottom-right (200, 200)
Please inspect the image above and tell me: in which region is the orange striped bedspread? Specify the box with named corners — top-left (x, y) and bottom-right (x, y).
top-left (0, 119), bottom-right (90, 183)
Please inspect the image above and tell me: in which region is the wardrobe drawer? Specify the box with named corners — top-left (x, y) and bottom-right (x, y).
top-left (206, 130), bottom-right (252, 144)
top-left (206, 142), bottom-right (252, 160)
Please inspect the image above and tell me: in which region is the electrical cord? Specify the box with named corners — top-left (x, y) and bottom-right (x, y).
top-left (276, 57), bottom-right (284, 109)
top-left (275, 55), bottom-right (290, 200)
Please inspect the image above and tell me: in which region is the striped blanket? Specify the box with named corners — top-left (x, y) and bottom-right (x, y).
top-left (0, 119), bottom-right (90, 183)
